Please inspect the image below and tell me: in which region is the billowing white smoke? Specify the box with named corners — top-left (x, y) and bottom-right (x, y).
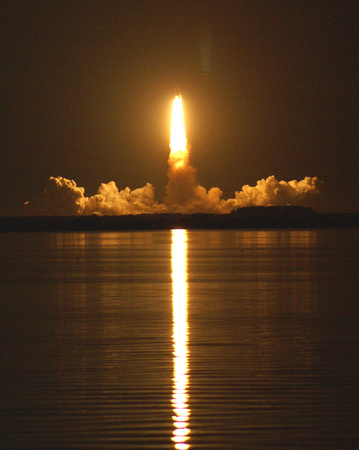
top-left (228, 175), bottom-right (322, 209)
top-left (24, 176), bottom-right (86, 216)
top-left (24, 177), bottom-right (168, 216)
top-left (83, 181), bottom-right (166, 215)
top-left (163, 152), bottom-right (322, 213)
top-left (24, 161), bottom-right (322, 216)
top-left (164, 155), bottom-right (226, 213)
top-left (23, 94), bottom-right (322, 216)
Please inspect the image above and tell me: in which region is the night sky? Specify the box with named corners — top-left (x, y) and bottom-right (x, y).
top-left (1, 0), bottom-right (358, 215)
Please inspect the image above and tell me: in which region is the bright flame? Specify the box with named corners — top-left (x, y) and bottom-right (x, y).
top-left (170, 96), bottom-right (188, 169)
top-left (171, 229), bottom-right (190, 450)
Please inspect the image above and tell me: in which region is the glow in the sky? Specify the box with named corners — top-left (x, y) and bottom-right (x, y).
top-left (171, 229), bottom-right (190, 449)
top-left (24, 96), bottom-right (322, 215)
top-left (170, 96), bottom-right (188, 169)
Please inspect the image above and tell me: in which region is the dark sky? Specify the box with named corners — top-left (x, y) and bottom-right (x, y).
top-left (1, 0), bottom-right (358, 214)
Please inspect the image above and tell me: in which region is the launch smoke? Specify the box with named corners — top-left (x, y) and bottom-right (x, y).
top-left (24, 173), bottom-right (322, 216)
top-left (24, 96), bottom-right (322, 215)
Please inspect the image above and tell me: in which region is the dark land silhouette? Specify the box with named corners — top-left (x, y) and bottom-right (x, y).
top-left (1, 207), bottom-right (358, 232)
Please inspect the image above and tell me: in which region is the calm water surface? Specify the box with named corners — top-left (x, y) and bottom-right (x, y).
top-left (1, 229), bottom-right (358, 449)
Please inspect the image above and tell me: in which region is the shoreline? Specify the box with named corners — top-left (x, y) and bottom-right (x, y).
top-left (1, 206), bottom-right (358, 232)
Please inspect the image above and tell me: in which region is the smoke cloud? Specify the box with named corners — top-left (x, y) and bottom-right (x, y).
top-left (23, 95), bottom-right (322, 216)
top-left (163, 152), bottom-right (321, 213)
top-left (231, 175), bottom-right (322, 208)
top-left (24, 176), bottom-right (86, 216)
top-left (83, 182), bottom-right (166, 215)
top-left (24, 165), bottom-right (322, 216)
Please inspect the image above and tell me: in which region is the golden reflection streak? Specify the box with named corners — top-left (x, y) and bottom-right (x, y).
top-left (171, 229), bottom-right (190, 450)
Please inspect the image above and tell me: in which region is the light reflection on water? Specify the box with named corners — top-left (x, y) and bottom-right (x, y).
top-left (171, 229), bottom-right (190, 449)
top-left (0, 229), bottom-right (358, 449)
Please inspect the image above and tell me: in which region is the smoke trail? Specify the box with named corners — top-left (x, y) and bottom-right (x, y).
top-left (162, 95), bottom-right (321, 212)
top-left (164, 150), bottom-right (322, 214)
top-left (23, 96), bottom-right (322, 216)
top-left (164, 153), bottom-right (227, 213)
top-left (165, 155), bottom-right (197, 208)
top-left (164, 95), bottom-right (231, 214)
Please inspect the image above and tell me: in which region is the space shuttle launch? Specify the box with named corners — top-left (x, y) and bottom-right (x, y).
top-left (24, 94), bottom-right (322, 215)
top-left (169, 95), bottom-right (188, 169)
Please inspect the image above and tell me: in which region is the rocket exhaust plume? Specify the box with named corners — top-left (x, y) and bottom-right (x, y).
top-left (164, 95), bottom-right (322, 213)
top-left (165, 96), bottom-right (199, 209)
top-left (169, 96), bottom-right (188, 169)
top-left (24, 95), bottom-right (322, 216)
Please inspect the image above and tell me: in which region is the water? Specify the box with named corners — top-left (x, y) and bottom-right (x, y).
top-left (1, 229), bottom-right (358, 449)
